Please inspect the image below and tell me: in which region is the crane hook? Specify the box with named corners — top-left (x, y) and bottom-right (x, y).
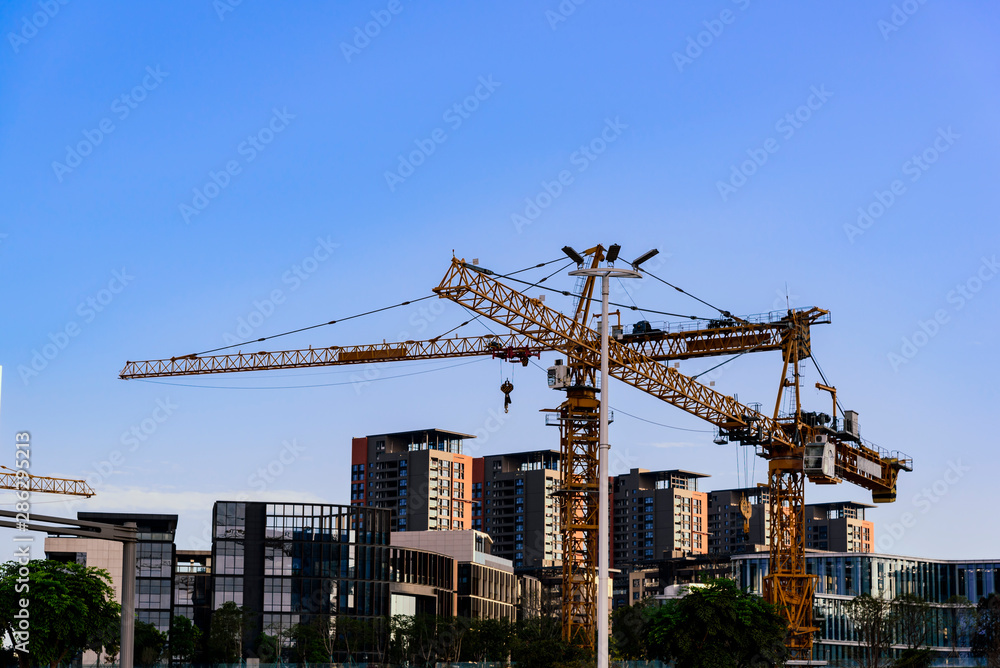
top-left (500, 379), bottom-right (514, 413)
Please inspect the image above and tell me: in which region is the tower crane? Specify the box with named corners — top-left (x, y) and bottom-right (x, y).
top-left (120, 247), bottom-right (911, 660)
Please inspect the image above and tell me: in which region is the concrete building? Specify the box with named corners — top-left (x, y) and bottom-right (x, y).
top-left (351, 428), bottom-right (474, 532)
top-left (611, 468), bottom-right (709, 569)
top-left (476, 449), bottom-right (563, 568)
top-left (735, 552), bottom-right (1000, 665)
top-left (391, 529), bottom-right (523, 620)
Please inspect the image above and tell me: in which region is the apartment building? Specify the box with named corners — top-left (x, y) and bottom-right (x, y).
top-left (351, 428), bottom-right (474, 532)
top-left (804, 501), bottom-right (874, 552)
top-left (477, 449), bottom-right (563, 568)
top-left (611, 468), bottom-right (709, 569)
top-left (708, 487), bottom-right (874, 555)
top-left (707, 486), bottom-right (770, 555)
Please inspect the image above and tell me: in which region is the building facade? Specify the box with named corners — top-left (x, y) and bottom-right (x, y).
top-left (734, 552), bottom-right (1000, 664)
top-left (391, 529), bottom-right (526, 620)
top-left (174, 549), bottom-right (212, 630)
top-left (48, 512), bottom-right (178, 632)
top-left (803, 502), bottom-right (874, 553)
top-left (211, 501), bottom-right (392, 637)
top-left (612, 468), bottom-right (709, 569)
top-left (476, 449), bottom-right (563, 568)
top-left (708, 488), bottom-right (874, 556)
top-left (707, 486), bottom-right (770, 555)
top-left (351, 428), bottom-right (474, 532)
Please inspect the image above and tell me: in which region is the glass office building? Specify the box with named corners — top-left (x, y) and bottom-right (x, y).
top-left (212, 501), bottom-right (391, 637)
top-left (734, 552), bottom-right (1000, 664)
top-left (77, 512), bottom-right (177, 632)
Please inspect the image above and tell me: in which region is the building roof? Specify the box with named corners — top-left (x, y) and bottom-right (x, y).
top-left (483, 449), bottom-right (561, 460)
top-left (77, 512), bottom-right (178, 532)
top-left (731, 551), bottom-right (1000, 564)
top-left (623, 468), bottom-right (710, 479)
top-left (367, 428), bottom-right (476, 440)
top-left (806, 500), bottom-right (876, 510)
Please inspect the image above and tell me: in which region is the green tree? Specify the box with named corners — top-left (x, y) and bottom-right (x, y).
top-left (846, 593), bottom-right (894, 668)
top-left (972, 593), bottom-right (1000, 668)
top-left (645, 579), bottom-right (787, 668)
top-left (944, 595), bottom-right (975, 657)
top-left (611, 598), bottom-right (655, 660)
top-left (0, 559), bottom-right (120, 668)
top-left (207, 601), bottom-right (254, 663)
top-left (134, 620), bottom-right (167, 666)
top-left (462, 618), bottom-right (515, 663)
top-left (289, 621), bottom-right (328, 663)
top-left (893, 593), bottom-right (933, 668)
top-left (169, 615), bottom-right (202, 663)
top-left (256, 632), bottom-right (280, 663)
top-left (511, 616), bottom-right (590, 668)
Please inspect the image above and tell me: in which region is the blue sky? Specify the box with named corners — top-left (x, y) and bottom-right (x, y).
top-left (1, 1), bottom-right (998, 558)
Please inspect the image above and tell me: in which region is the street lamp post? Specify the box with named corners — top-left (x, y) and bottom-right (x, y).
top-left (567, 245), bottom-right (655, 668)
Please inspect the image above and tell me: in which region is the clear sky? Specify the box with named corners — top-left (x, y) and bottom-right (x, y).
top-left (1, 1), bottom-right (997, 558)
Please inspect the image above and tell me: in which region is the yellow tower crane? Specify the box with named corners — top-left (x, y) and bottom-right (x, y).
top-left (120, 248), bottom-right (911, 660)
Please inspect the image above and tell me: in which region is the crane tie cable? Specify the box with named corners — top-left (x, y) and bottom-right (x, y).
top-left (192, 294), bottom-right (440, 356)
top-left (186, 257), bottom-right (568, 358)
top-left (501, 274), bottom-right (706, 320)
top-left (639, 267), bottom-right (749, 324)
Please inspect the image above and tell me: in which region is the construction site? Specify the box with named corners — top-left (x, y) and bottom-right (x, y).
top-left (3, 3), bottom-right (998, 668)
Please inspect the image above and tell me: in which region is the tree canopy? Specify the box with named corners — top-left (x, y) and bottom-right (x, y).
top-left (972, 593), bottom-right (1000, 668)
top-left (645, 579), bottom-right (787, 668)
top-left (0, 559), bottom-right (120, 668)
